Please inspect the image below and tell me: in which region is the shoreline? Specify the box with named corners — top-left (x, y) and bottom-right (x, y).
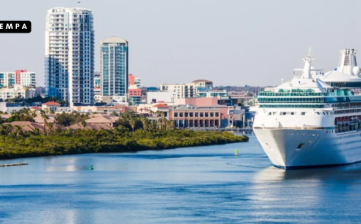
top-left (0, 130), bottom-right (249, 161)
top-left (0, 141), bottom-right (246, 161)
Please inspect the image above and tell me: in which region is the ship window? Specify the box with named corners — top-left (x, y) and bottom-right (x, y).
top-left (301, 112), bottom-right (306, 115)
top-left (291, 112), bottom-right (294, 115)
top-left (297, 143), bottom-right (305, 149)
top-left (268, 112), bottom-right (272, 115)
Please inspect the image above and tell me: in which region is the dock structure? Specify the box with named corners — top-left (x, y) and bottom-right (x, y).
top-left (0, 163), bottom-right (28, 167)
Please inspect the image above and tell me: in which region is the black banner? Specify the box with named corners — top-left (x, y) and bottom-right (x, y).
top-left (0, 21), bottom-right (31, 33)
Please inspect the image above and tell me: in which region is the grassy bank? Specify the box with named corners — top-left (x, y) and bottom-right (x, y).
top-left (0, 129), bottom-right (248, 160)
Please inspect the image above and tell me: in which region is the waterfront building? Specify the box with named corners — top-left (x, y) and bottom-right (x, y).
top-left (72, 104), bottom-right (136, 114)
top-left (128, 74), bottom-right (142, 105)
top-left (138, 103), bottom-right (225, 128)
top-left (174, 97), bottom-right (219, 106)
top-left (169, 106), bottom-right (221, 128)
top-left (94, 71), bottom-right (101, 102)
top-left (45, 7), bottom-right (95, 106)
top-left (42, 101), bottom-right (61, 112)
top-left (100, 37), bottom-right (128, 100)
top-left (0, 102), bottom-right (28, 113)
top-left (129, 74), bottom-right (141, 89)
top-left (147, 91), bottom-right (176, 104)
top-left (160, 79), bottom-right (213, 99)
top-left (146, 87), bottom-right (158, 92)
top-left (0, 70), bottom-right (36, 87)
top-left (0, 85), bottom-right (35, 100)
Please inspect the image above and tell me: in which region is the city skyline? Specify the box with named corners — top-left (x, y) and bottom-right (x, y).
top-left (1, 0), bottom-right (361, 87)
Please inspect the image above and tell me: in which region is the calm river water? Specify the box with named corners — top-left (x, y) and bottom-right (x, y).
top-left (1, 133), bottom-right (361, 223)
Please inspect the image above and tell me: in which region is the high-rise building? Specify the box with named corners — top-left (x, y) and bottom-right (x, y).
top-left (0, 70), bottom-right (36, 87)
top-left (100, 37), bottom-right (128, 102)
top-left (45, 7), bottom-right (94, 106)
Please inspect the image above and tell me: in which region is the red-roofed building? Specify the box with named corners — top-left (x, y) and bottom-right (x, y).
top-left (153, 104), bottom-right (168, 108)
top-left (42, 101), bottom-right (60, 112)
top-left (30, 106), bottom-right (42, 111)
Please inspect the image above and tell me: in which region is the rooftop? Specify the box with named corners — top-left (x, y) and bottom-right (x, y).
top-left (192, 79), bottom-right (213, 83)
top-left (152, 104), bottom-right (169, 108)
top-left (43, 101), bottom-right (60, 106)
top-left (101, 36), bottom-right (128, 44)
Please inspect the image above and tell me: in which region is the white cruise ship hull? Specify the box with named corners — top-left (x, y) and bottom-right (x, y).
top-left (254, 129), bottom-right (361, 169)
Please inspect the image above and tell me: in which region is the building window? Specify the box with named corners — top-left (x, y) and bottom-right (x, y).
top-left (205, 112), bottom-right (209, 117)
top-left (200, 112), bottom-right (204, 117)
top-left (195, 112), bottom-right (198, 117)
top-left (190, 112), bottom-right (194, 117)
top-left (179, 112), bottom-right (183, 117)
top-left (174, 112), bottom-right (178, 117)
top-left (215, 112), bottom-right (219, 117)
top-left (185, 112), bottom-right (188, 117)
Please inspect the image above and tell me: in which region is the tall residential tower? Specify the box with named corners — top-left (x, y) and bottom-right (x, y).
top-left (45, 7), bottom-right (94, 105)
top-left (100, 37), bottom-right (128, 102)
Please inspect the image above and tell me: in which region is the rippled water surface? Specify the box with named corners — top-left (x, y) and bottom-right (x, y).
top-left (1, 133), bottom-right (361, 223)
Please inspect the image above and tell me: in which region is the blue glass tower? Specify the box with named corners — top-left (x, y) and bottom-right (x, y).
top-left (100, 37), bottom-right (128, 98)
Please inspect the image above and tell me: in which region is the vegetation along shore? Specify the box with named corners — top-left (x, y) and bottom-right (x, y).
top-left (0, 109), bottom-right (249, 160)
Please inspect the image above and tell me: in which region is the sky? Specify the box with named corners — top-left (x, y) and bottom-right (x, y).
top-left (0, 0), bottom-right (361, 87)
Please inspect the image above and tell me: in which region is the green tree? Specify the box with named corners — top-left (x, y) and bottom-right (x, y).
top-left (32, 128), bottom-right (40, 136)
top-left (129, 118), bottom-right (137, 132)
top-left (13, 125), bottom-right (23, 137)
top-left (139, 116), bottom-right (148, 131)
top-left (80, 120), bottom-right (86, 128)
top-left (40, 110), bottom-right (49, 135)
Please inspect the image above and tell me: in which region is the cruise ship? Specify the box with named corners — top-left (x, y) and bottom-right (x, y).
top-left (253, 48), bottom-right (361, 169)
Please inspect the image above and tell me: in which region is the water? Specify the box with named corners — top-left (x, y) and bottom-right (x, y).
top-left (1, 134), bottom-right (361, 223)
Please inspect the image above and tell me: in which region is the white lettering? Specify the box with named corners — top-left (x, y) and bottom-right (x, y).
top-left (0, 24), bottom-right (2, 29)
top-left (6, 23), bottom-right (13, 29)
top-left (22, 24), bottom-right (27, 29)
top-left (15, 23), bottom-right (19, 29)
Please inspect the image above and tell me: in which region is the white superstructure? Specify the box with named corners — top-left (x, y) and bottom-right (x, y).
top-left (253, 49), bottom-right (361, 169)
top-left (160, 80), bottom-right (213, 99)
top-left (45, 7), bottom-right (94, 106)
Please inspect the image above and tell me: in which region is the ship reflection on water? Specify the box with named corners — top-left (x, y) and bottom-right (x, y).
top-left (254, 163), bottom-right (361, 182)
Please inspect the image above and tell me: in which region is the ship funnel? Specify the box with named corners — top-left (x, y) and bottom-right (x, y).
top-left (337, 49), bottom-right (360, 76)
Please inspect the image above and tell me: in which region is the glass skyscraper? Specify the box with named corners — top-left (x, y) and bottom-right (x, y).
top-left (100, 37), bottom-right (128, 99)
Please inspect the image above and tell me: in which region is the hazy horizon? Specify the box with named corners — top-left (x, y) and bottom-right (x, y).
top-left (1, 0), bottom-right (361, 87)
